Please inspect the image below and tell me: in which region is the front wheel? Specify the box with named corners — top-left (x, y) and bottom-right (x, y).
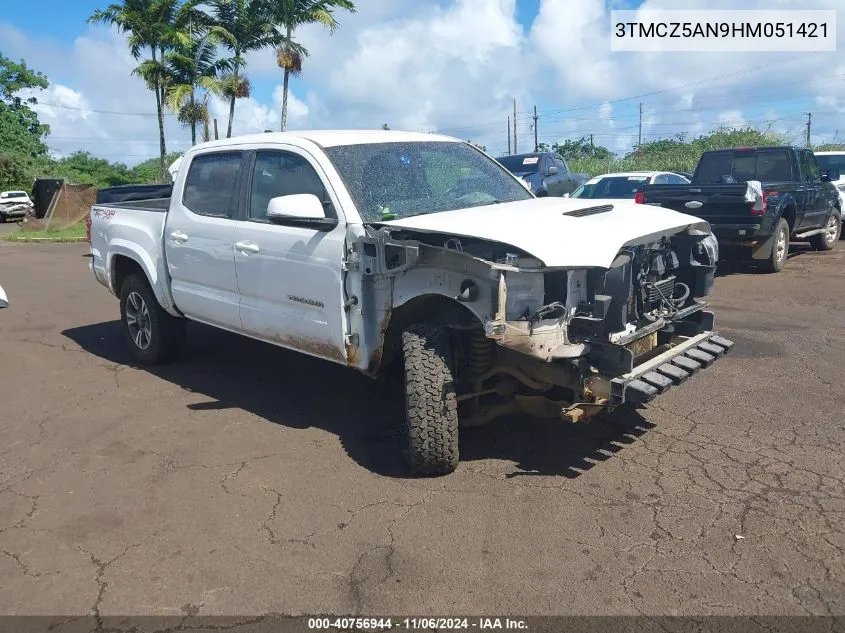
top-left (119, 273), bottom-right (185, 365)
top-left (760, 218), bottom-right (789, 273)
top-left (809, 212), bottom-right (841, 251)
top-left (401, 324), bottom-right (459, 476)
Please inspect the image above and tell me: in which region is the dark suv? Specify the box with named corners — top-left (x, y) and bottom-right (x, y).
top-left (496, 152), bottom-right (588, 197)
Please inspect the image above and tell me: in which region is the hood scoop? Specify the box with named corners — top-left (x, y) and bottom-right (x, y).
top-left (562, 204), bottom-right (613, 218)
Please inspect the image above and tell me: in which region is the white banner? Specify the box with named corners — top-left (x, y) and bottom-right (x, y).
top-left (610, 9), bottom-right (837, 52)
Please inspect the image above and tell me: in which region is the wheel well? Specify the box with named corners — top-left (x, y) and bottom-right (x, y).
top-left (375, 294), bottom-right (483, 374)
top-left (112, 255), bottom-right (146, 296)
top-left (781, 204), bottom-right (796, 234)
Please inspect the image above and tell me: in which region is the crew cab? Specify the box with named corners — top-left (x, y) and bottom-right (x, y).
top-left (636, 146), bottom-right (842, 272)
top-left (88, 131), bottom-right (732, 475)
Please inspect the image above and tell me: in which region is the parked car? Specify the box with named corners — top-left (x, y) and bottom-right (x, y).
top-left (495, 152), bottom-right (588, 197)
top-left (88, 130), bottom-right (732, 475)
top-left (568, 171), bottom-right (690, 202)
top-left (637, 146), bottom-right (842, 273)
top-left (0, 190), bottom-right (34, 222)
top-left (813, 151), bottom-right (845, 214)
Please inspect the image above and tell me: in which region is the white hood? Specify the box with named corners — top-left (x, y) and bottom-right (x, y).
top-left (382, 197), bottom-right (710, 269)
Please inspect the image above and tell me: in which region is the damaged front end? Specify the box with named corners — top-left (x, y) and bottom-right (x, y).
top-left (347, 219), bottom-right (732, 427)
top-left (479, 229), bottom-right (732, 422)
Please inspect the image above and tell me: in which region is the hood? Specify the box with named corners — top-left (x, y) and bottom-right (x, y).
top-left (381, 197), bottom-right (710, 269)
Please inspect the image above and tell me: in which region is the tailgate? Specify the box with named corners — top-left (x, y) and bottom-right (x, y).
top-left (640, 184), bottom-right (756, 225)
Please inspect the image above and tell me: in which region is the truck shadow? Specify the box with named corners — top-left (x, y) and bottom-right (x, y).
top-left (715, 244), bottom-right (811, 277)
top-left (63, 320), bottom-right (656, 480)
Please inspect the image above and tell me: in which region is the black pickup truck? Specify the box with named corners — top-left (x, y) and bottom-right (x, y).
top-left (637, 146), bottom-right (842, 272)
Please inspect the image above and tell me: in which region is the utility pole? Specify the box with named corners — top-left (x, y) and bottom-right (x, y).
top-left (805, 112), bottom-right (812, 148)
top-left (513, 99), bottom-right (518, 154)
top-left (507, 116), bottom-right (511, 155)
top-left (213, 118), bottom-right (219, 141)
top-left (638, 102), bottom-right (643, 148)
top-left (590, 134), bottom-right (594, 149)
top-left (533, 105), bottom-right (539, 152)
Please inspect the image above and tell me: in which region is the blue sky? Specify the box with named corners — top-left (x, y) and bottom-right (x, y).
top-left (1, 0), bottom-right (843, 164)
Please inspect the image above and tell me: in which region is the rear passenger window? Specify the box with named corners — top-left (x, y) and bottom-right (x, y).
top-left (249, 150), bottom-right (329, 220)
top-left (182, 152), bottom-right (242, 218)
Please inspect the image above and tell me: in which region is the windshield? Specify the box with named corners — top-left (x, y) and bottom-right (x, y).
top-left (0, 191), bottom-right (26, 199)
top-left (324, 141), bottom-right (533, 222)
top-left (495, 154), bottom-right (541, 176)
top-left (571, 175), bottom-right (650, 199)
top-left (816, 154), bottom-right (845, 176)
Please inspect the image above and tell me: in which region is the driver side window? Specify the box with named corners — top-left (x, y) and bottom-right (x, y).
top-left (249, 150), bottom-right (329, 221)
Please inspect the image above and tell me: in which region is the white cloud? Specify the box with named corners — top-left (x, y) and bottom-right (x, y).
top-left (4, 0), bottom-right (845, 163)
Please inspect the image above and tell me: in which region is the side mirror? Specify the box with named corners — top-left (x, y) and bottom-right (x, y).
top-left (822, 166), bottom-right (840, 182)
top-left (547, 165), bottom-right (559, 176)
top-left (266, 193), bottom-right (338, 231)
top-left (267, 193), bottom-right (326, 220)
top-left (0, 284), bottom-right (8, 309)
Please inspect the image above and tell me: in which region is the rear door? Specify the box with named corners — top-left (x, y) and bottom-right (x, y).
top-left (802, 150), bottom-right (829, 228)
top-left (164, 151), bottom-right (244, 330)
top-left (233, 147), bottom-right (348, 363)
top-left (797, 150), bottom-right (821, 229)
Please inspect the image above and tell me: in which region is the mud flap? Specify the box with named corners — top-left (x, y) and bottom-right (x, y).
top-left (751, 231), bottom-right (776, 260)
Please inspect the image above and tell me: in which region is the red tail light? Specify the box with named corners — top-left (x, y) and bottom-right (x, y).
top-left (634, 190), bottom-right (645, 204)
top-left (751, 191), bottom-right (776, 216)
top-left (85, 213), bottom-right (92, 243)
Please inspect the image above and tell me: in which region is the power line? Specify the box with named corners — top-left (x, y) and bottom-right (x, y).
top-left (534, 53), bottom-right (821, 120)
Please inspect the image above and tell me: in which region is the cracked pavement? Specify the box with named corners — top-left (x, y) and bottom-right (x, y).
top-left (0, 241), bottom-right (843, 617)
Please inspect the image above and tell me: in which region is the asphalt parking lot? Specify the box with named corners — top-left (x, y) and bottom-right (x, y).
top-left (1, 240), bottom-right (843, 618)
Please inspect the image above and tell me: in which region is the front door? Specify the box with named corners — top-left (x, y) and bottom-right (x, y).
top-left (234, 148), bottom-right (348, 364)
top-left (164, 151), bottom-right (244, 330)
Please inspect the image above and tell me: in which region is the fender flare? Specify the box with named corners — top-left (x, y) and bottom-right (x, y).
top-left (106, 241), bottom-right (177, 315)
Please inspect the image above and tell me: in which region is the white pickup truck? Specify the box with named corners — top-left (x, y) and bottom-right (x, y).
top-left (88, 130), bottom-right (733, 475)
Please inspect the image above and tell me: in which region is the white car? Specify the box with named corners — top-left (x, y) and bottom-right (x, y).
top-left (813, 152), bottom-right (845, 215)
top-left (0, 190), bottom-right (34, 222)
top-left (88, 130), bottom-right (731, 475)
top-left (568, 171), bottom-right (691, 203)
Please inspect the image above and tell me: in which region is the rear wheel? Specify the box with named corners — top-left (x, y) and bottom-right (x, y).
top-left (809, 212), bottom-right (840, 251)
top-left (760, 218), bottom-right (789, 273)
top-left (119, 273), bottom-right (185, 365)
top-left (401, 324), bottom-right (459, 476)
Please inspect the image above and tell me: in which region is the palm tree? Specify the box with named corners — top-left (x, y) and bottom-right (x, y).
top-left (270, 0), bottom-right (355, 132)
top-left (164, 26), bottom-right (234, 145)
top-left (207, 0), bottom-right (279, 138)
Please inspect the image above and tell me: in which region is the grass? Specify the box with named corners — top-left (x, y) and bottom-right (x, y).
top-left (5, 221), bottom-right (87, 243)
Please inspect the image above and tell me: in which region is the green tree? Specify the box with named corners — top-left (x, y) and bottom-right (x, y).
top-left (52, 151), bottom-right (137, 188)
top-left (0, 53), bottom-right (50, 190)
top-left (207, 0), bottom-right (279, 138)
top-left (270, 0), bottom-right (355, 131)
top-left (539, 137), bottom-right (613, 161)
top-left (130, 151), bottom-right (183, 182)
top-left (89, 0), bottom-right (200, 181)
top-left (164, 25), bottom-right (234, 145)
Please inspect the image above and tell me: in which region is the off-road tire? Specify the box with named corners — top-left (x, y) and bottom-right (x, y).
top-left (760, 218), bottom-right (789, 273)
top-left (401, 324), bottom-right (459, 476)
top-left (809, 211), bottom-right (840, 251)
top-left (119, 273), bottom-right (185, 365)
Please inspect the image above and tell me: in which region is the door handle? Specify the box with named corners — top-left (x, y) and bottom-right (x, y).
top-left (236, 241), bottom-right (260, 254)
top-left (170, 230), bottom-right (189, 243)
